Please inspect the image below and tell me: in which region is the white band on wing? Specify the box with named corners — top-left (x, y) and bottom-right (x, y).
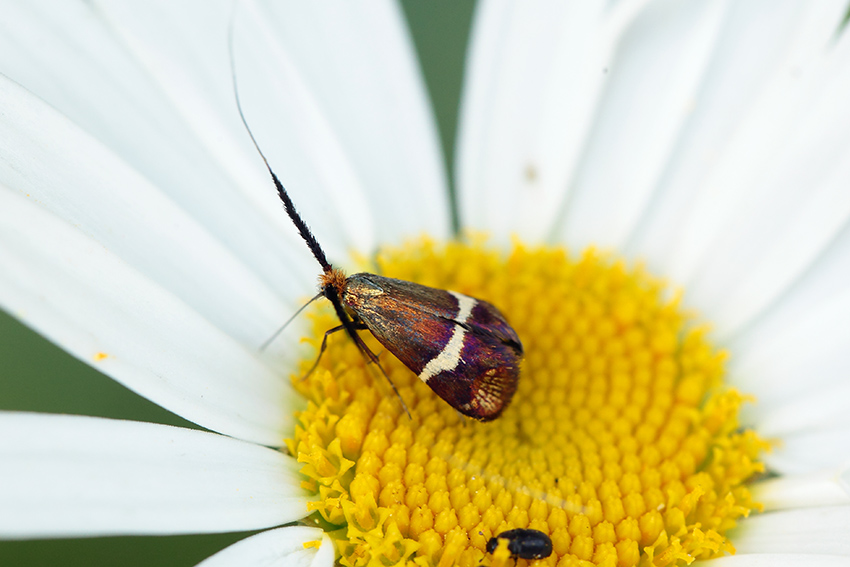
top-left (419, 291), bottom-right (476, 383)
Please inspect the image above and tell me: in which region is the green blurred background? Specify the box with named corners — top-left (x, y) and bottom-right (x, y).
top-left (0, 2), bottom-right (475, 565)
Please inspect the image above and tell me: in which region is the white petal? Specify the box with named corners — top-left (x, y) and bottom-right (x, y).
top-left (463, 0), bottom-right (850, 345)
top-left (456, 0), bottom-right (615, 241)
top-left (0, 0), bottom-right (448, 263)
top-left (0, 0), bottom-right (450, 351)
top-left (753, 467), bottom-right (850, 511)
top-left (0, 71), bottom-right (306, 353)
top-left (764, 428), bottom-right (850, 476)
top-left (730, 506), bottom-right (850, 555)
top-left (0, 413), bottom-right (309, 539)
top-left (457, 0), bottom-right (847, 249)
top-left (629, 0), bottom-right (847, 264)
top-left (628, 4), bottom-right (850, 337)
top-left (729, 228), bottom-right (850, 446)
top-left (229, 0), bottom-right (451, 248)
top-left (97, 0), bottom-right (450, 256)
top-left (558, 0), bottom-right (729, 251)
top-left (195, 527), bottom-right (333, 567)
top-left (753, 381), bottom-right (850, 438)
top-left (704, 554), bottom-right (850, 567)
top-left (732, 283), bottom-right (850, 408)
top-left (9, 1), bottom-right (448, 262)
top-left (0, 188), bottom-right (295, 446)
top-left (0, 0), bottom-right (320, 318)
top-left (310, 534), bottom-right (335, 567)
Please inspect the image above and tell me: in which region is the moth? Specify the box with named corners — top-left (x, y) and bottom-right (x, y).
top-left (330, 271), bottom-right (522, 420)
top-left (232, 61), bottom-right (522, 421)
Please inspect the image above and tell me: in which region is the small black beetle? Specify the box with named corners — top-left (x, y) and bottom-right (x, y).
top-left (486, 528), bottom-right (553, 560)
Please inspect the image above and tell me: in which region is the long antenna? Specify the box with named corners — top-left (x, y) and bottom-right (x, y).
top-left (228, 11), bottom-right (410, 420)
top-left (228, 14), bottom-right (333, 274)
top-left (258, 291), bottom-right (324, 352)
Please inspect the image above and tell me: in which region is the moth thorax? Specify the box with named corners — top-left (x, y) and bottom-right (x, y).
top-left (340, 273), bottom-right (385, 309)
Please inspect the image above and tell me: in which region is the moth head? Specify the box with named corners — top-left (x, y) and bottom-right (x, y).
top-left (319, 267), bottom-right (348, 299)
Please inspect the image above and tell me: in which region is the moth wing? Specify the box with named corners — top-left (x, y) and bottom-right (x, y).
top-left (349, 274), bottom-right (521, 349)
top-left (342, 274), bottom-right (522, 420)
top-left (342, 274), bottom-right (461, 375)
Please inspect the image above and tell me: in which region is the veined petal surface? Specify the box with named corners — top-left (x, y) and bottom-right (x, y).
top-left (0, 413), bottom-right (309, 539)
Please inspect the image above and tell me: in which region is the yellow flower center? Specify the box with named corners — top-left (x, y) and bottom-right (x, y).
top-left (286, 238), bottom-right (767, 567)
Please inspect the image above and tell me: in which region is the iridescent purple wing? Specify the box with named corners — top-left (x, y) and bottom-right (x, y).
top-left (341, 273), bottom-right (522, 421)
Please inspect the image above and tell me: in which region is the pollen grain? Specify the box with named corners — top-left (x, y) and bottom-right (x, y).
top-left (286, 238), bottom-right (766, 567)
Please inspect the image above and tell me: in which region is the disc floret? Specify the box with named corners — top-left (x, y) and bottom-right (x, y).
top-left (286, 238), bottom-right (767, 567)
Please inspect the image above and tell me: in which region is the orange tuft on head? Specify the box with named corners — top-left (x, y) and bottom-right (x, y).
top-left (319, 268), bottom-right (348, 296)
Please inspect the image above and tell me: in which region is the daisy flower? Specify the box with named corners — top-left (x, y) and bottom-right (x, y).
top-left (2, 1), bottom-right (849, 566)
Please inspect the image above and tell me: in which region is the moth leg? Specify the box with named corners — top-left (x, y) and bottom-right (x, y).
top-left (347, 331), bottom-right (412, 420)
top-left (322, 288), bottom-right (411, 419)
top-left (301, 322), bottom-right (366, 381)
